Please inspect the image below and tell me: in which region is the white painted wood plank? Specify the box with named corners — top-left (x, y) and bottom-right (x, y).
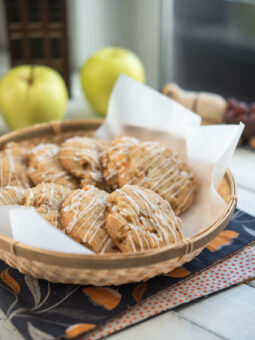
top-left (0, 309), bottom-right (23, 340)
top-left (176, 284), bottom-right (255, 340)
top-left (236, 186), bottom-right (255, 216)
top-left (230, 147), bottom-right (255, 192)
top-left (108, 309), bottom-right (224, 340)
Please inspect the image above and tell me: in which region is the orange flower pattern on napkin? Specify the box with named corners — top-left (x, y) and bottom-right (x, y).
top-left (83, 287), bottom-right (121, 310)
top-left (166, 267), bottom-right (191, 278)
top-left (0, 268), bottom-right (20, 294)
top-left (65, 323), bottom-right (96, 338)
top-left (207, 230), bottom-right (239, 252)
top-left (132, 282), bottom-right (148, 302)
top-left (0, 209), bottom-right (253, 340)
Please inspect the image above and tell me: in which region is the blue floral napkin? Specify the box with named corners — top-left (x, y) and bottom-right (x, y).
top-left (0, 209), bottom-right (254, 340)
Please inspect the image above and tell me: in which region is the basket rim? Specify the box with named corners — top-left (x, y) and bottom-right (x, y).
top-left (0, 120), bottom-right (237, 270)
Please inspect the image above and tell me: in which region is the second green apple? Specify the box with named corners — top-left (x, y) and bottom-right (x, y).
top-left (80, 47), bottom-right (145, 115)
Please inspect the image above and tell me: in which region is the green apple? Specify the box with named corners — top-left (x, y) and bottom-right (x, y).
top-left (0, 65), bottom-right (68, 130)
top-left (80, 47), bottom-right (145, 115)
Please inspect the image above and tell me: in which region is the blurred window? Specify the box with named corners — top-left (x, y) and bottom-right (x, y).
top-left (9, 0), bottom-right (20, 24)
top-left (28, 0), bottom-right (41, 23)
top-left (11, 39), bottom-right (23, 60)
top-left (30, 38), bottom-right (43, 59)
top-left (160, 0), bottom-right (255, 101)
top-left (50, 37), bottom-right (61, 58)
top-left (48, 0), bottom-right (62, 23)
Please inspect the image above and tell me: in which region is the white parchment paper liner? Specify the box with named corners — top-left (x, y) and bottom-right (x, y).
top-left (0, 75), bottom-right (243, 252)
top-left (0, 206), bottom-right (93, 254)
top-left (96, 76), bottom-right (243, 238)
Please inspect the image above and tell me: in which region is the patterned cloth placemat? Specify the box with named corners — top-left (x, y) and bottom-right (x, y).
top-left (0, 209), bottom-right (254, 340)
top-left (86, 244), bottom-right (255, 340)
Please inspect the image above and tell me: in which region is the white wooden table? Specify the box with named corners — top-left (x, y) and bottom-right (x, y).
top-left (0, 73), bottom-right (255, 339)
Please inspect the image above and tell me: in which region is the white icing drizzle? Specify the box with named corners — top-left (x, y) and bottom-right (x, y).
top-left (30, 143), bottom-right (56, 154)
top-left (128, 233), bottom-right (136, 252)
top-left (60, 137), bottom-right (104, 182)
top-left (121, 141), bottom-right (194, 212)
top-left (100, 236), bottom-right (112, 254)
top-left (0, 186), bottom-right (25, 205)
top-left (113, 185), bottom-right (182, 252)
top-left (62, 187), bottom-right (112, 253)
top-left (24, 184), bottom-right (68, 226)
top-left (24, 188), bottom-right (34, 207)
top-left (101, 136), bottom-right (139, 183)
top-left (29, 144), bottom-right (75, 184)
top-left (5, 148), bottom-right (16, 186)
top-left (9, 144), bottom-right (30, 188)
top-left (0, 154), bottom-right (3, 186)
top-left (0, 191), bottom-right (8, 204)
top-left (64, 136), bottom-right (104, 147)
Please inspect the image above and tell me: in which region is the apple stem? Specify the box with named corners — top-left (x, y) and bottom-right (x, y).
top-left (28, 66), bottom-right (35, 85)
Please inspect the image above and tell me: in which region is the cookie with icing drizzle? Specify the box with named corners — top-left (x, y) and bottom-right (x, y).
top-left (0, 186), bottom-right (25, 205)
top-left (100, 136), bottom-right (139, 189)
top-left (118, 141), bottom-right (195, 215)
top-left (106, 184), bottom-right (183, 253)
top-left (28, 143), bottom-right (79, 189)
top-left (23, 183), bottom-right (71, 229)
top-left (61, 186), bottom-right (117, 254)
top-left (59, 137), bottom-right (106, 188)
top-left (0, 142), bottom-right (31, 188)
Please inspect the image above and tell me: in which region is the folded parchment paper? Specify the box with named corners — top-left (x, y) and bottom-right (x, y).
top-left (97, 76), bottom-right (243, 238)
top-left (0, 75), bottom-right (243, 252)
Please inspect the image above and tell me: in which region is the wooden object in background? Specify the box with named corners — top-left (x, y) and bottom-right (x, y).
top-left (3, 0), bottom-right (70, 91)
top-left (162, 83), bottom-right (255, 149)
top-left (162, 83), bottom-right (226, 124)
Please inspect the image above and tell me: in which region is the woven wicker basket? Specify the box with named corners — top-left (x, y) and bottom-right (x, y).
top-left (0, 120), bottom-right (237, 286)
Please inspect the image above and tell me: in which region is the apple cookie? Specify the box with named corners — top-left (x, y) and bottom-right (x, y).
top-left (28, 143), bottom-right (79, 189)
top-left (118, 141), bottom-right (195, 215)
top-left (100, 136), bottom-right (139, 189)
top-left (59, 137), bottom-right (106, 189)
top-left (0, 142), bottom-right (31, 188)
top-left (0, 186), bottom-right (25, 205)
top-left (61, 185), bottom-right (117, 254)
top-left (106, 184), bottom-right (183, 253)
top-left (23, 183), bottom-right (71, 229)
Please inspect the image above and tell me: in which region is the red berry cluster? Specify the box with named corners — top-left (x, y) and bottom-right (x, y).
top-left (224, 98), bottom-right (255, 145)
top-left (225, 98), bottom-right (255, 122)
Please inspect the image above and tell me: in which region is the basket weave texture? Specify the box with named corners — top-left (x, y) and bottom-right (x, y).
top-left (0, 120), bottom-right (237, 286)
